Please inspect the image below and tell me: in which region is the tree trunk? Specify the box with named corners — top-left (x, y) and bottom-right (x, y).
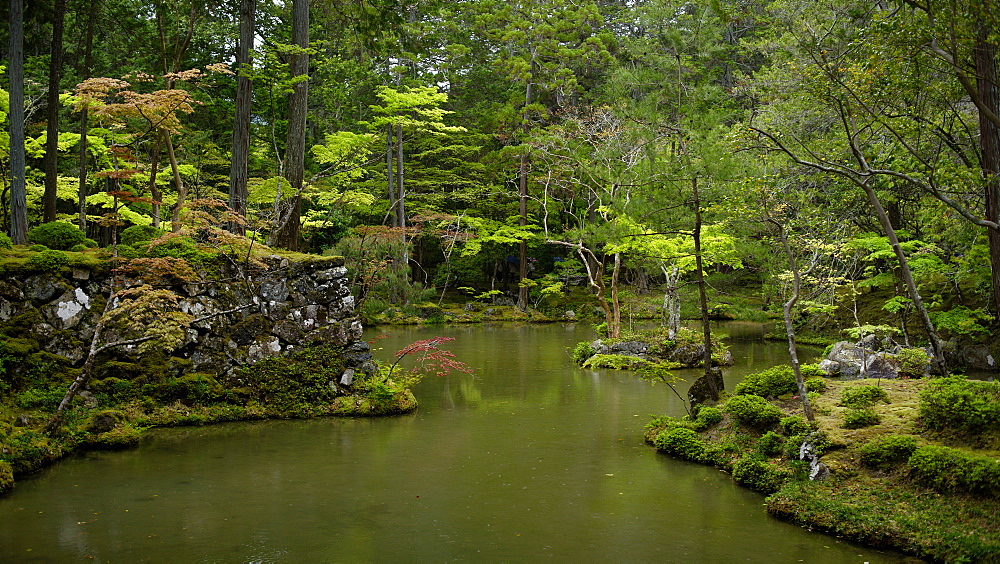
top-left (975, 24), bottom-right (1000, 312)
top-left (148, 131), bottom-right (163, 228)
top-left (661, 264), bottom-right (681, 340)
top-left (386, 125), bottom-right (396, 226)
top-left (43, 0), bottom-right (67, 223)
top-left (396, 122), bottom-right (407, 264)
top-left (228, 0), bottom-right (256, 235)
top-left (8, 0), bottom-right (27, 244)
top-left (274, 0), bottom-right (309, 250)
top-left (166, 132), bottom-right (186, 232)
top-left (859, 179), bottom-right (946, 373)
top-left (770, 220), bottom-right (815, 422)
top-left (517, 66), bottom-right (535, 310)
top-left (692, 177), bottom-right (721, 399)
top-left (77, 0), bottom-right (97, 230)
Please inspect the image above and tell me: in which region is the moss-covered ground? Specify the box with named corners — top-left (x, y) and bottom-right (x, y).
top-left (645, 375), bottom-right (1000, 562)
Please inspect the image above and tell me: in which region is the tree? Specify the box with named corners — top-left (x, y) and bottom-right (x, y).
top-left (8, 0), bottom-right (27, 244)
top-left (271, 0), bottom-right (310, 250)
top-left (474, 0), bottom-right (611, 308)
top-left (228, 0), bottom-right (256, 235)
top-left (42, 0), bottom-right (67, 223)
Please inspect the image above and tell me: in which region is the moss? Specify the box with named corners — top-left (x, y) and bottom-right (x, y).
top-left (85, 424), bottom-right (143, 450)
top-left (0, 461), bottom-right (13, 494)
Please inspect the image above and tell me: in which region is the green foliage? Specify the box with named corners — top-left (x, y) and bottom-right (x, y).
top-left (28, 244), bottom-right (48, 252)
top-left (756, 431), bottom-right (784, 457)
top-left (780, 416), bottom-right (811, 436)
top-left (581, 354), bottom-right (648, 370)
top-left (27, 221), bottom-right (88, 250)
top-left (120, 225), bottom-right (165, 247)
top-left (223, 345), bottom-right (346, 414)
top-left (731, 456), bottom-right (787, 493)
top-left (691, 406), bottom-right (723, 431)
top-left (653, 427), bottom-right (707, 461)
top-left (805, 377), bottom-right (827, 393)
top-left (930, 307), bottom-right (993, 336)
top-left (571, 341), bottom-right (596, 364)
top-left (842, 408), bottom-right (881, 429)
top-left (840, 385), bottom-right (890, 408)
top-left (1, 428), bottom-right (63, 474)
top-left (733, 364), bottom-right (824, 398)
top-left (13, 382), bottom-right (67, 411)
top-left (25, 249), bottom-right (70, 272)
top-left (919, 376), bottom-right (1000, 434)
top-left (892, 348), bottom-right (931, 378)
top-left (69, 244), bottom-right (88, 252)
top-left (859, 435), bottom-right (918, 471)
top-left (907, 445), bottom-right (1000, 496)
top-left (724, 394), bottom-right (783, 429)
top-left (0, 232), bottom-right (11, 250)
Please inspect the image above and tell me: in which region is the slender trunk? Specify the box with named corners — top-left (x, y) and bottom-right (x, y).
top-left (166, 132), bottom-right (185, 232)
top-left (692, 178), bottom-right (715, 381)
top-left (274, 0), bottom-right (309, 250)
top-left (396, 122), bottom-right (407, 263)
top-left (43, 0), bottom-right (67, 223)
top-left (517, 65), bottom-right (535, 310)
top-left (386, 125), bottom-right (396, 226)
top-left (975, 25), bottom-right (1000, 311)
top-left (77, 109), bottom-right (89, 228)
top-left (77, 0), bottom-right (97, 229)
top-left (661, 264), bottom-right (681, 340)
top-left (609, 253), bottom-right (622, 338)
top-left (149, 132), bottom-right (163, 228)
top-left (8, 0), bottom-right (27, 244)
top-left (770, 220), bottom-right (815, 422)
top-left (228, 0), bottom-right (256, 235)
top-left (859, 180), bottom-right (946, 373)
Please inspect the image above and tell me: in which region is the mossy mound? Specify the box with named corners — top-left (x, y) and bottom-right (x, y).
top-left (645, 373), bottom-right (1000, 561)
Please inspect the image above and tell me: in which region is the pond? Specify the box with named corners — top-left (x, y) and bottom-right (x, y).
top-left (0, 322), bottom-right (905, 562)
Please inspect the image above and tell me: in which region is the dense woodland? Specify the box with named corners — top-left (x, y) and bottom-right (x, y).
top-left (5, 0), bottom-right (1000, 346)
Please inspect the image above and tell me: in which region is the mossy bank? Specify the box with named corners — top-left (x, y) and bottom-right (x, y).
top-left (646, 367), bottom-right (1000, 562)
top-left (0, 245), bottom-right (417, 496)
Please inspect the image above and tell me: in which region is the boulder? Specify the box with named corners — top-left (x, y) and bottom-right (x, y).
top-left (819, 340), bottom-right (907, 379)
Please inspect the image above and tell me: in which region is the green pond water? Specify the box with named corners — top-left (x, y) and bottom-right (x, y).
top-left (0, 322), bottom-right (906, 562)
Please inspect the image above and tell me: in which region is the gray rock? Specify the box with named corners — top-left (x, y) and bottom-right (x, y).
top-left (25, 275), bottom-right (67, 303)
top-left (963, 345), bottom-right (997, 371)
top-left (340, 369), bottom-right (355, 386)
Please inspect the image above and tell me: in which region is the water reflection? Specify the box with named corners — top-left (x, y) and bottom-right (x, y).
top-left (0, 322), bottom-right (899, 562)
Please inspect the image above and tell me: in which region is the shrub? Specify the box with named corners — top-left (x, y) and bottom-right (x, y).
top-left (731, 456), bottom-right (787, 493)
top-left (582, 354), bottom-right (648, 370)
top-left (691, 406), bottom-right (723, 431)
top-left (572, 341), bottom-right (596, 364)
top-left (26, 249), bottom-right (69, 272)
top-left (919, 376), bottom-right (1000, 434)
top-left (82, 237), bottom-right (98, 248)
top-left (733, 364), bottom-right (825, 398)
top-left (28, 244), bottom-right (48, 251)
top-left (27, 221), bottom-right (87, 250)
top-left (840, 384), bottom-right (890, 408)
top-left (859, 435), bottom-right (917, 471)
top-left (842, 408), bottom-right (880, 429)
top-left (894, 347), bottom-right (931, 377)
top-left (908, 445), bottom-right (1000, 496)
top-left (724, 394), bottom-right (783, 429)
top-left (653, 427), bottom-right (706, 461)
top-left (804, 377), bottom-right (827, 393)
top-left (69, 243), bottom-right (88, 252)
top-left (756, 431), bottom-right (784, 457)
top-left (780, 416), bottom-right (810, 436)
top-left (120, 225), bottom-right (164, 247)
top-left (0, 232), bottom-right (12, 250)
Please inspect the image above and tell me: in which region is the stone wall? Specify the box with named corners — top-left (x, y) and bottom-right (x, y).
top-left (0, 255), bottom-right (373, 383)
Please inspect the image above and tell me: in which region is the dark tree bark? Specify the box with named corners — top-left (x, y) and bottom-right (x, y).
top-left (975, 24), bottom-right (1000, 311)
top-left (691, 177), bottom-right (721, 398)
top-left (273, 0), bottom-right (309, 250)
top-left (43, 0), bottom-right (67, 223)
top-left (77, 0), bottom-right (97, 229)
top-left (517, 66), bottom-right (535, 310)
top-left (9, 0), bottom-right (27, 244)
top-left (228, 0), bottom-right (255, 234)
